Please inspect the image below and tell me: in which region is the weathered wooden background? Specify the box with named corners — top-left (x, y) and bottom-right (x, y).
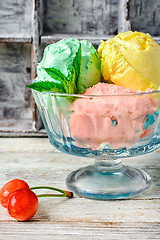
top-left (0, 0), bottom-right (160, 132)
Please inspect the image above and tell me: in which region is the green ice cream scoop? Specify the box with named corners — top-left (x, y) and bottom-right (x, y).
top-left (80, 39), bottom-right (102, 93)
top-left (27, 38), bottom-right (101, 94)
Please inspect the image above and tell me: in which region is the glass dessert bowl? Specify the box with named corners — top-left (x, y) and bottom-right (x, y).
top-left (33, 89), bottom-right (160, 200)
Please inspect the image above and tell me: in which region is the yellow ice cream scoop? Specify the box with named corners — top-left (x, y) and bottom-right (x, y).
top-left (98, 31), bottom-right (160, 91)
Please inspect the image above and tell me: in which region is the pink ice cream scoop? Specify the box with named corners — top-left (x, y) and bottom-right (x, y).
top-left (69, 83), bottom-right (156, 149)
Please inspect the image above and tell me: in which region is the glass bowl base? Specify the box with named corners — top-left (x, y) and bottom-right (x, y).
top-left (66, 164), bottom-right (152, 200)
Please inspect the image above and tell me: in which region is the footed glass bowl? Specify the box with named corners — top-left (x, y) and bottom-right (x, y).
top-left (33, 90), bottom-right (160, 200)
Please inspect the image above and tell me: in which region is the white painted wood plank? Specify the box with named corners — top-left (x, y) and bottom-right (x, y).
top-left (0, 0), bottom-right (31, 35)
top-left (0, 222), bottom-right (160, 240)
top-left (43, 0), bottom-right (118, 36)
top-left (0, 138), bottom-right (159, 239)
top-left (118, 0), bottom-right (131, 32)
top-left (0, 43), bottom-right (32, 124)
top-left (130, 0), bottom-right (160, 36)
top-left (1, 0), bottom-right (160, 37)
top-left (31, 0), bottom-right (43, 131)
top-left (0, 34), bottom-right (31, 43)
top-left (0, 128), bottom-right (47, 137)
top-left (0, 196), bottom-right (159, 223)
top-left (41, 34), bottom-right (114, 46)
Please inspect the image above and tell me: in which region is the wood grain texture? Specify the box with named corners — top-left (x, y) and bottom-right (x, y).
top-left (0, 43), bottom-right (32, 129)
top-left (0, 222), bottom-right (159, 240)
top-left (43, 0), bottom-right (118, 35)
top-left (130, 0), bottom-right (160, 36)
top-left (0, 0), bottom-right (160, 37)
top-left (0, 0), bottom-right (32, 35)
top-left (1, 0), bottom-right (160, 133)
top-left (0, 34), bottom-right (31, 43)
top-left (31, 0), bottom-right (44, 131)
top-left (0, 138), bottom-right (159, 239)
top-left (43, 0), bottom-right (160, 36)
top-left (118, 0), bottom-right (131, 32)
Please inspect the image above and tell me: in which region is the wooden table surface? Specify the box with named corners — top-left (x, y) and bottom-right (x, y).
top-left (0, 137), bottom-right (160, 239)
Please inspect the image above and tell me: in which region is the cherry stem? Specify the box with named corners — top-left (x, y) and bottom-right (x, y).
top-left (30, 186), bottom-right (74, 198)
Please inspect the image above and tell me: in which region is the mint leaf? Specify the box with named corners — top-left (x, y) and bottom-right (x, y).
top-left (44, 67), bottom-right (67, 83)
top-left (72, 42), bottom-right (82, 93)
top-left (67, 68), bottom-right (75, 94)
top-left (44, 67), bottom-right (69, 93)
top-left (66, 42), bottom-right (82, 94)
top-left (26, 81), bottom-right (66, 93)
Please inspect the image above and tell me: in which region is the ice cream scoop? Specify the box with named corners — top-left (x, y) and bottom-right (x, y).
top-left (98, 31), bottom-right (160, 91)
top-left (30, 38), bottom-right (101, 94)
top-left (69, 83), bottom-right (157, 149)
top-left (80, 39), bottom-right (102, 92)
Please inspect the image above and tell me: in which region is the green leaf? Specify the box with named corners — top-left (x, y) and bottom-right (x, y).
top-left (67, 66), bottom-right (75, 94)
top-left (44, 67), bottom-right (69, 93)
top-left (26, 81), bottom-right (66, 93)
top-left (72, 42), bottom-right (82, 93)
top-left (44, 67), bottom-right (67, 83)
top-left (67, 42), bottom-right (82, 94)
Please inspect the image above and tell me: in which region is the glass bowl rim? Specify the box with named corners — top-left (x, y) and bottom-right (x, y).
top-left (32, 89), bottom-right (160, 98)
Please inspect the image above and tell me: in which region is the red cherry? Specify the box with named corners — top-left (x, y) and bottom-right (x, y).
top-left (0, 179), bottom-right (29, 208)
top-left (7, 188), bottom-right (38, 221)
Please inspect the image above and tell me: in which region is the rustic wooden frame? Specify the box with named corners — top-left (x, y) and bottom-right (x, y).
top-left (2, 0), bottom-right (160, 136)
